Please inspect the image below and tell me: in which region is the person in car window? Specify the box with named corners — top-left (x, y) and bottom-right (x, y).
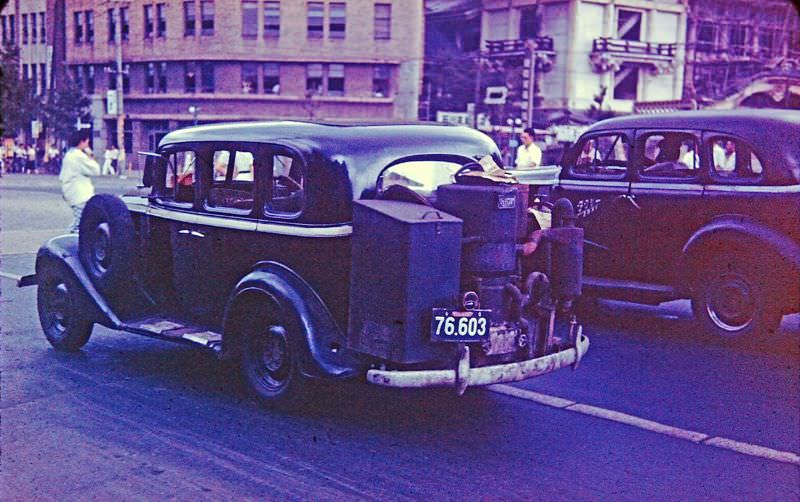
top-left (713, 140), bottom-right (736, 174)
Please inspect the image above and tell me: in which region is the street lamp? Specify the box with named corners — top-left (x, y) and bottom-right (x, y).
top-left (188, 105), bottom-right (199, 126)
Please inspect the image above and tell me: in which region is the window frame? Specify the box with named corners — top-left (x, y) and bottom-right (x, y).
top-left (264, 1), bottom-right (280, 38)
top-left (703, 132), bottom-right (767, 185)
top-left (241, 62), bottom-right (258, 94)
top-left (307, 2), bottom-right (324, 39)
top-left (154, 145), bottom-right (204, 210)
top-left (634, 129), bottom-right (703, 182)
top-left (329, 2), bottom-right (346, 39)
top-left (374, 3), bottom-right (391, 40)
top-left (156, 4), bottom-right (167, 38)
top-left (201, 0), bottom-right (215, 36)
top-left (263, 62), bottom-right (280, 94)
top-left (144, 4), bottom-right (154, 39)
top-left (565, 131), bottom-right (632, 181)
top-left (262, 144), bottom-right (307, 220)
top-left (203, 144), bottom-right (261, 217)
top-left (184, 1), bottom-right (196, 36)
top-left (73, 11), bottom-right (82, 44)
top-left (241, 0), bottom-right (258, 38)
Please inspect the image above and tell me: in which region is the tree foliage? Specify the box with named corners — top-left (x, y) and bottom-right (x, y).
top-left (42, 74), bottom-right (91, 142)
top-left (0, 44), bottom-right (39, 137)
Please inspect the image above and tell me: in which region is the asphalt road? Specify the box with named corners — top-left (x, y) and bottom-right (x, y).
top-left (1, 174), bottom-right (798, 500)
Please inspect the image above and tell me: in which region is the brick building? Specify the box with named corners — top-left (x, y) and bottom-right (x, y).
top-left (61, 0), bottom-right (422, 168)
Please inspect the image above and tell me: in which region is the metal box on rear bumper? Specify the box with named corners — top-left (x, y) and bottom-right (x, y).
top-left (347, 200), bottom-right (463, 364)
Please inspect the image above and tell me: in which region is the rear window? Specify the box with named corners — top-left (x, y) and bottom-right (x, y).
top-left (706, 136), bottom-right (764, 181)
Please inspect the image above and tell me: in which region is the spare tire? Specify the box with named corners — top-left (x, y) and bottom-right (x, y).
top-left (78, 194), bottom-right (137, 296)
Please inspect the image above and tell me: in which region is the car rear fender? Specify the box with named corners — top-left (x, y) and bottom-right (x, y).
top-left (682, 215), bottom-right (800, 305)
top-left (222, 261), bottom-right (361, 379)
top-left (34, 234), bottom-right (124, 329)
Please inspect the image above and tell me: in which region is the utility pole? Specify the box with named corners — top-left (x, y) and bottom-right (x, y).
top-left (114, 4), bottom-right (126, 170)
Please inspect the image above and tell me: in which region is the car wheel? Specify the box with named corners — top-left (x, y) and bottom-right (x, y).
top-left (692, 258), bottom-right (781, 340)
top-left (240, 309), bottom-right (310, 408)
top-left (37, 264), bottom-right (93, 351)
top-left (78, 194), bottom-right (136, 296)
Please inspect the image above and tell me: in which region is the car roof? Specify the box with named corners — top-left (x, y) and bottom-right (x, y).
top-left (583, 110), bottom-right (800, 183)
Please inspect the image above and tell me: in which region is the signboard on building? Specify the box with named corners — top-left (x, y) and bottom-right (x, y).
top-left (106, 90), bottom-right (118, 115)
top-left (484, 86), bottom-right (508, 105)
top-left (436, 111), bottom-right (471, 126)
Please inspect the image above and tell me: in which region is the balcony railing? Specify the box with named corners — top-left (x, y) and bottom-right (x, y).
top-left (485, 37), bottom-right (554, 55)
top-left (592, 37), bottom-right (677, 58)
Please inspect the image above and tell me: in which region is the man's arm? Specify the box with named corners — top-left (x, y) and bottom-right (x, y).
top-left (77, 151), bottom-right (101, 176)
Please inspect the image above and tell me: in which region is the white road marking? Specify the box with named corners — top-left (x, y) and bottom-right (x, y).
top-left (489, 384), bottom-right (800, 466)
top-left (0, 271), bottom-right (23, 282)
top-left (704, 437), bottom-right (800, 466)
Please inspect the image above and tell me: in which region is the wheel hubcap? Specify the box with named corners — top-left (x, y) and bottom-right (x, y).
top-left (46, 281), bottom-right (70, 334)
top-left (92, 222), bottom-right (112, 275)
top-left (248, 324), bottom-right (291, 392)
top-left (707, 273), bottom-right (756, 332)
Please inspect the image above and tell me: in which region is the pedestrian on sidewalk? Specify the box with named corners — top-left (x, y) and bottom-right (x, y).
top-left (26, 144), bottom-right (36, 173)
top-left (102, 143), bottom-right (119, 175)
top-left (60, 129), bottom-right (101, 234)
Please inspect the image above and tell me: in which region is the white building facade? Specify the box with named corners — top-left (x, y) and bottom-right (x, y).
top-left (481, 0), bottom-right (688, 114)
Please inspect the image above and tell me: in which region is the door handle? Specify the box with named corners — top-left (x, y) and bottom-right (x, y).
top-left (178, 229), bottom-right (206, 238)
top-left (616, 193), bottom-right (641, 210)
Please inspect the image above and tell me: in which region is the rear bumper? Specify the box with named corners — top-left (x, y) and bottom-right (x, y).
top-left (366, 333), bottom-right (589, 393)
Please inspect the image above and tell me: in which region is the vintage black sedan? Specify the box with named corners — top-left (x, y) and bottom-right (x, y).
top-left (550, 110), bottom-right (800, 340)
top-left (25, 122), bottom-right (589, 406)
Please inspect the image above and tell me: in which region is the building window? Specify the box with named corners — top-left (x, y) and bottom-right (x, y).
top-left (373, 65), bottom-right (390, 97)
top-left (22, 14), bottom-right (28, 44)
top-left (40, 12), bottom-right (46, 43)
top-left (31, 64), bottom-right (38, 92)
top-left (729, 25), bottom-right (750, 56)
top-left (144, 5), bottom-right (154, 39)
top-left (263, 63), bottom-right (280, 94)
top-left (758, 28), bottom-right (776, 58)
top-left (374, 4), bottom-right (391, 40)
top-left (201, 1), bottom-right (214, 36)
top-left (1, 16), bottom-right (6, 44)
top-left (264, 2), bottom-right (280, 38)
top-left (108, 10), bottom-right (116, 42)
top-left (9, 15), bottom-right (15, 43)
top-left (241, 1), bottom-right (257, 38)
top-left (306, 63), bottom-right (323, 93)
top-left (156, 4), bottom-right (167, 37)
top-left (158, 62), bottom-right (167, 92)
top-left (40, 63), bottom-right (47, 91)
top-left (184, 1), bottom-right (196, 36)
top-left (121, 8), bottom-right (129, 41)
top-left (519, 6), bottom-right (539, 40)
top-left (327, 64), bottom-right (344, 96)
top-left (123, 64), bottom-right (130, 93)
top-left (74, 65), bottom-right (84, 89)
top-left (31, 12), bottom-right (37, 44)
top-left (86, 11), bottom-right (94, 43)
top-left (613, 63), bottom-right (639, 100)
top-left (73, 12), bottom-right (82, 44)
top-left (617, 9), bottom-right (641, 41)
top-left (146, 63), bottom-right (156, 93)
top-left (696, 21), bottom-right (716, 53)
top-left (242, 63), bottom-right (258, 93)
top-left (201, 62), bottom-right (215, 92)
top-left (330, 3), bottom-right (345, 39)
top-left (308, 2), bottom-right (324, 39)
top-left (184, 62), bottom-right (197, 92)
top-left (86, 65), bottom-right (95, 94)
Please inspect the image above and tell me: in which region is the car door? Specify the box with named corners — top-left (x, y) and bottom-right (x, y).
top-left (192, 144), bottom-right (263, 326)
top-left (151, 145), bottom-right (207, 320)
top-left (627, 129), bottom-right (705, 286)
top-left (551, 130), bottom-right (636, 282)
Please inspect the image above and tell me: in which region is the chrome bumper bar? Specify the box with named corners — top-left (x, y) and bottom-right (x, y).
top-left (366, 333), bottom-right (589, 394)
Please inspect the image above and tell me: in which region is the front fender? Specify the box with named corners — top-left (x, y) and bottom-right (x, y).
top-left (35, 234), bottom-right (124, 329)
top-left (223, 261), bottom-right (361, 380)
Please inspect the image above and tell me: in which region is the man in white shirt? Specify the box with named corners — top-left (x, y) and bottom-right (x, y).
top-left (515, 127), bottom-right (542, 169)
top-left (713, 140), bottom-right (736, 174)
top-left (60, 130), bottom-right (101, 233)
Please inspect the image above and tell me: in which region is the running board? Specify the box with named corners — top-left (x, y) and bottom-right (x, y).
top-left (582, 276), bottom-right (679, 304)
top-left (123, 318), bottom-right (223, 353)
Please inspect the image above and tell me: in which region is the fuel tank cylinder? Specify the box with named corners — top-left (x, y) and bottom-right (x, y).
top-left (435, 184), bottom-right (519, 275)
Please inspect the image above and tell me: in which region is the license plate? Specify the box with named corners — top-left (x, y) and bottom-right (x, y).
top-left (431, 308), bottom-right (491, 342)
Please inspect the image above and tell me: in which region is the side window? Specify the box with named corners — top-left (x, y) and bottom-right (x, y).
top-left (570, 133), bottom-right (629, 179)
top-left (639, 132), bottom-right (699, 179)
top-left (707, 136), bottom-right (763, 180)
top-left (207, 149), bottom-right (255, 213)
top-left (160, 149), bottom-right (198, 205)
top-left (378, 160), bottom-right (462, 197)
top-left (265, 153), bottom-right (304, 216)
